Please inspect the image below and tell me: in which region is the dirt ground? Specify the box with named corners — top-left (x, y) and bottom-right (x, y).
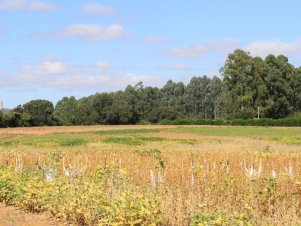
top-left (0, 125), bottom-right (180, 135)
top-left (0, 204), bottom-right (66, 226)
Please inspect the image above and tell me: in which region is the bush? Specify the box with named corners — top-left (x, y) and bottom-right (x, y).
top-left (99, 192), bottom-right (160, 225)
top-left (0, 166), bottom-right (161, 225)
top-left (158, 116), bottom-right (301, 127)
top-left (189, 210), bottom-right (253, 226)
top-left (147, 107), bottom-right (182, 123)
top-left (137, 120), bottom-right (152, 125)
top-left (234, 109), bottom-right (255, 120)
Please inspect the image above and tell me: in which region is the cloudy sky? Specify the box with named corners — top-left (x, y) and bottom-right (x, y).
top-left (1, 0), bottom-right (301, 108)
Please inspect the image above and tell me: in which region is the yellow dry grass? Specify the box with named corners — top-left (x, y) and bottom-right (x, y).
top-left (1, 125), bottom-right (301, 225)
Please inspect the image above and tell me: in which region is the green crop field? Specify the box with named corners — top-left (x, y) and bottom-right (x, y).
top-left (166, 126), bottom-right (301, 137)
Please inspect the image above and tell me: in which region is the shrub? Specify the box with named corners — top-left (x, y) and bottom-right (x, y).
top-left (99, 192), bottom-right (160, 225)
top-left (189, 210), bottom-right (253, 226)
top-left (0, 166), bottom-right (161, 225)
top-left (234, 109), bottom-right (255, 120)
top-left (158, 116), bottom-right (301, 127)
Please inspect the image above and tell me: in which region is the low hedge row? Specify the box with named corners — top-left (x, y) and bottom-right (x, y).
top-left (158, 117), bottom-right (301, 127)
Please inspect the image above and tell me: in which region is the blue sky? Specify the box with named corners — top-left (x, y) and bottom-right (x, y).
top-left (1, 0), bottom-right (301, 108)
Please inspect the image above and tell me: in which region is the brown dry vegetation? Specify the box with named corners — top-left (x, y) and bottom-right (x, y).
top-left (0, 125), bottom-right (179, 135)
top-left (1, 125), bottom-right (301, 225)
top-left (0, 203), bottom-right (66, 226)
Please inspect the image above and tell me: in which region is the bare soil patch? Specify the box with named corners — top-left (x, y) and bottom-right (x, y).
top-left (0, 125), bottom-right (180, 135)
top-left (0, 204), bottom-right (66, 226)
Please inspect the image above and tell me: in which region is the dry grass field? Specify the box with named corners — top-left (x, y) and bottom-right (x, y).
top-left (1, 125), bottom-right (301, 225)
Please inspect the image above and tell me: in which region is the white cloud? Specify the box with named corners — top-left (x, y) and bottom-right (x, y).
top-left (0, 58), bottom-right (164, 90)
top-left (166, 39), bottom-right (240, 58)
top-left (21, 59), bottom-right (68, 75)
top-left (0, 0), bottom-right (58, 11)
top-left (246, 39), bottom-right (301, 57)
top-left (58, 24), bottom-right (127, 41)
top-left (38, 73), bottom-right (163, 89)
top-left (144, 36), bottom-right (170, 45)
top-left (116, 73), bottom-right (164, 87)
top-left (165, 38), bottom-right (301, 59)
top-left (95, 61), bottom-right (111, 72)
top-left (159, 64), bottom-right (190, 71)
top-left (169, 64), bottom-right (189, 71)
top-left (83, 3), bottom-right (114, 16)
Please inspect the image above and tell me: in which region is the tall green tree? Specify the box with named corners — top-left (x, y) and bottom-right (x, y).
top-left (161, 80), bottom-right (185, 113)
top-left (209, 76), bottom-right (223, 119)
top-left (124, 84), bottom-right (141, 123)
top-left (288, 67), bottom-right (301, 114)
top-left (76, 97), bottom-right (98, 125)
top-left (53, 97), bottom-right (78, 125)
top-left (23, 100), bottom-right (54, 126)
top-left (91, 93), bottom-right (114, 124)
top-left (221, 49), bottom-right (255, 117)
top-left (184, 76), bottom-right (212, 118)
top-left (264, 55), bottom-right (293, 118)
top-left (106, 98), bottom-right (133, 125)
top-left (136, 86), bottom-right (161, 118)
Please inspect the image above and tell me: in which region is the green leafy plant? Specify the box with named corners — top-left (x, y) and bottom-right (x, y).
top-left (189, 210), bottom-right (254, 226)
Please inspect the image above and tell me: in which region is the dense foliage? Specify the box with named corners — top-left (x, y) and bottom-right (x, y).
top-left (0, 164), bottom-right (160, 225)
top-left (2, 49), bottom-right (301, 127)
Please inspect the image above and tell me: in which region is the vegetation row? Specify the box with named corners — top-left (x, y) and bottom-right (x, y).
top-left (2, 49), bottom-right (301, 127)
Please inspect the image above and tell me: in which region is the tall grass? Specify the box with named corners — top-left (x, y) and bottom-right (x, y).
top-left (1, 125), bottom-right (301, 225)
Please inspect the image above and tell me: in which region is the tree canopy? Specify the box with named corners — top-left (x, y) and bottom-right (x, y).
top-left (2, 49), bottom-right (301, 127)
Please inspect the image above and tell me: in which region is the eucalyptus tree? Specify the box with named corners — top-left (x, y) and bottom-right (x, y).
top-left (209, 76), bottom-right (223, 119)
top-left (161, 80), bottom-right (186, 113)
top-left (288, 67), bottom-right (301, 113)
top-left (91, 93), bottom-right (114, 124)
top-left (53, 96), bottom-right (78, 125)
top-left (221, 49), bottom-right (255, 115)
top-left (75, 96), bottom-right (98, 125)
top-left (184, 76), bottom-right (212, 118)
top-left (264, 55), bottom-right (293, 118)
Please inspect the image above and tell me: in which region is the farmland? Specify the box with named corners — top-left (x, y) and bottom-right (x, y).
top-left (1, 125), bottom-right (301, 225)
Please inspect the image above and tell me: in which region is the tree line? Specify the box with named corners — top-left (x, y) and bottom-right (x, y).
top-left (1, 49), bottom-right (301, 127)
